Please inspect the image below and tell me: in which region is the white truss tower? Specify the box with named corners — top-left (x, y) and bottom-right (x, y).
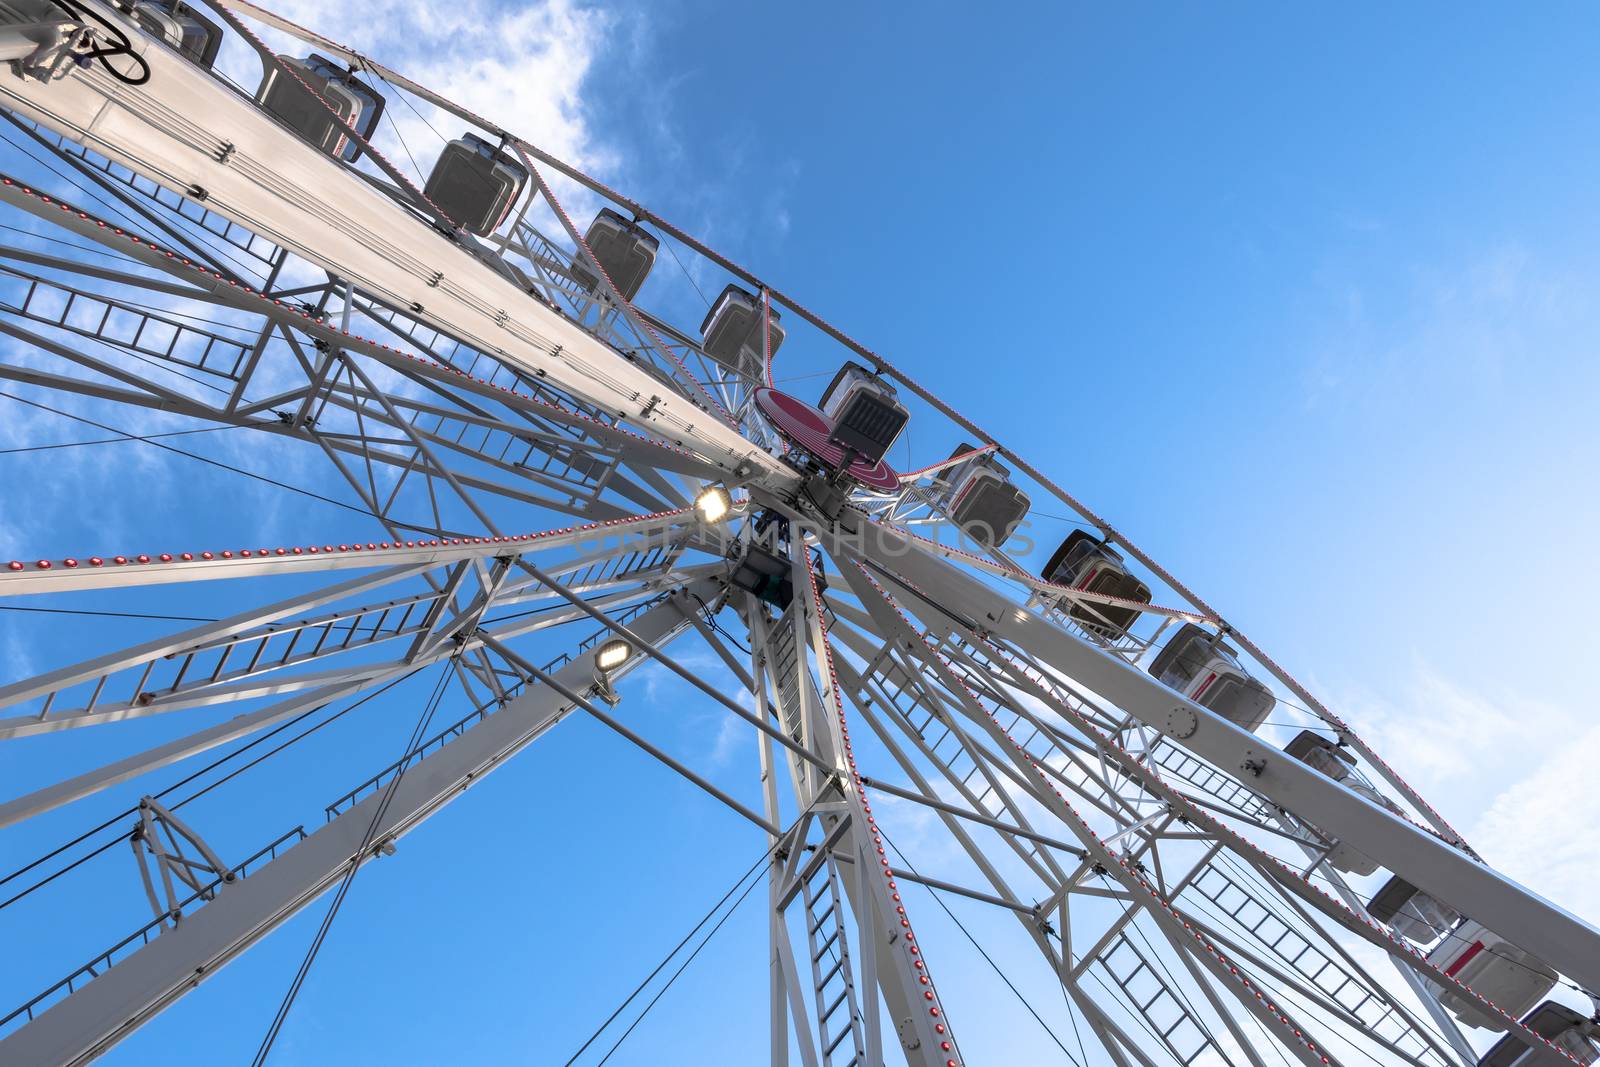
top-left (0, 3), bottom-right (1594, 1065)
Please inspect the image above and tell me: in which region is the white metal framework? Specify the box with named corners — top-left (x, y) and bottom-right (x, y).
top-left (0, 3), bottom-right (1594, 1065)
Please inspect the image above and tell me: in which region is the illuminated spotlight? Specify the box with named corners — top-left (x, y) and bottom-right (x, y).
top-left (595, 637), bottom-right (633, 674)
top-left (592, 637), bottom-right (633, 706)
top-left (694, 485), bottom-right (733, 524)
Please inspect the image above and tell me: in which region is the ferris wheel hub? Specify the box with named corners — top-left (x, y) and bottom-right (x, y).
top-left (753, 386), bottom-right (899, 492)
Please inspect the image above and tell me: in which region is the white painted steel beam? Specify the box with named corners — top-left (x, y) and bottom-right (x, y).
top-left (0, 25), bottom-right (787, 484)
top-left (0, 587), bottom-right (707, 1065)
top-left (0, 507), bottom-right (701, 594)
top-left (833, 511), bottom-right (1600, 995)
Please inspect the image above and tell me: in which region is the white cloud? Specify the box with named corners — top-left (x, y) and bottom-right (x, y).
top-left (1300, 244), bottom-right (1595, 412)
top-left (230, 0), bottom-right (616, 210)
top-left (1325, 660), bottom-right (1576, 798)
top-left (708, 711), bottom-right (745, 767)
top-left (1321, 659), bottom-right (1599, 924)
top-left (1470, 722), bottom-right (1600, 925)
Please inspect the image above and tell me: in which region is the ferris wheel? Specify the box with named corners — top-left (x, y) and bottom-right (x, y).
top-left (0, 2), bottom-right (1595, 1065)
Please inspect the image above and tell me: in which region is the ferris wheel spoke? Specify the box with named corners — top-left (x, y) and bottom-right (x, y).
top-left (827, 556), bottom-right (1155, 839)
top-left (703, 544), bottom-right (961, 1064)
top-left (1177, 858), bottom-right (1469, 1064)
top-left (0, 48), bottom-right (787, 485)
top-left (823, 551), bottom-right (1282, 1065)
top-left (0, 42), bottom-right (731, 536)
top-left (1, 505), bottom-right (701, 595)
top-left (0, 561), bottom-right (431, 728)
top-left (848, 595), bottom-right (1340, 1065)
top-left (0, 239), bottom-right (708, 538)
top-left (0, 676), bottom-right (398, 833)
top-left (928, 633), bottom-right (1293, 846)
top-left (895, 587), bottom-right (1501, 1042)
top-left (0, 511), bottom-right (717, 822)
top-left (786, 542), bottom-right (967, 1065)
top-left (0, 5), bottom-right (1590, 1063)
top-left (0, 111), bottom-right (275, 288)
top-left (0, 586), bottom-right (709, 1065)
top-left (814, 540), bottom-right (1555, 1063)
top-left (981, 677), bottom-right (1481, 1064)
top-left (807, 528), bottom-right (1370, 1065)
top-left (847, 548), bottom-right (1541, 1062)
top-left (830, 511), bottom-right (1600, 1001)
top-left (827, 648), bottom-right (1077, 892)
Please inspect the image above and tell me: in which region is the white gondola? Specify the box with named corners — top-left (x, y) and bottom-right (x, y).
top-left (422, 133), bottom-right (528, 237)
top-left (819, 361), bottom-right (908, 465)
top-left (1146, 623), bottom-right (1275, 732)
top-left (1285, 730), bottom-right (1357, 780)
top-left (1284, 731), bottom-right (1404, 875)
top-left (570, 208), bottom-right (658, 300)
top-left (937, 443), bottom-right (1030, 549)
top-left (1041, 529), bottom-right (1152, 638)
top-left (1368, 876), bottom-right (1461, 945)
top-left (131, 1), bottom-right (220, 69)
top-left (256, 54), bottom-right (385, 162)
top-left (1479, 1001), bottom-right (1599, 1066)
top-left (700, 283), bottom-right (784, 372)
top-left (1424, 919), bottom-right (1559, 1031)
top-left (1369, 876), bottom-right (1559, 1029)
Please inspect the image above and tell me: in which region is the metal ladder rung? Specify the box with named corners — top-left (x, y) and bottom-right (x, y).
top-left (820, 987), bottom-right (850, 1025)
top-left (815, 952), bottom-right (845, 989)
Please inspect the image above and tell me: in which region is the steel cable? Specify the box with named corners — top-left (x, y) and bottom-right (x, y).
top-left (0, 672), bottom-right (418, 913)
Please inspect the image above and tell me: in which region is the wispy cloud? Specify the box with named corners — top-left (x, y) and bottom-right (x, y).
top-left (1318, 658), bottom-right (1600, 929)
top-left (1471, 721), bottom-right (1600, 924)
top-left (239, 0), bottom-right (617, 206)
top-left (1322, 659), bottom-right (1575, 797)
top-left (1299, 244), bottom-right (1594, 411)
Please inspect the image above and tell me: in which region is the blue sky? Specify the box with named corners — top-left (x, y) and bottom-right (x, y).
top-left (1, 1), bottom-right (1597, 1063)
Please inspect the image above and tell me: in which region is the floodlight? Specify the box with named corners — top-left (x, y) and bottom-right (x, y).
top-left (695, 485), bottom-right (733, 524)
top-left (595, 637), bottom-right (632, 674)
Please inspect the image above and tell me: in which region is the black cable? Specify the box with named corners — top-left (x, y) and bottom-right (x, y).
top-left (1027, 510), bottom-right (1106, 532)
top-left (592, 860), bottom-right (767, 1066)
top-left (0, 834), bottom-right (114, 914)
top-left (368, 62), bottom-right (450, 148)
top-left (0, 672), bottom-right (416, 912)
top-left (0, 604), bottom-right (219, 622)
top-left (101, 301), bottom-right (263, 340)
top-left (169, 670), bottom-right (426, 815)
top-left (661, 239), bottom-right (710, 310)
top-left (878, 825), bottom-right (1079, 1066)
top-left (480, 591), bottom-right (628, 630)
top-left (251, 660), bottom-right (455, 1065)
top-left (45, 1), bottom-right (151, 86)
top-left (562, 826), bottom-right (791, 1066)
top-left (0, 122), bottom-right (160, 243)
top-left (0, 221), bottom-right (139, 265)
top-left (0, 391), bottom-right (381, 519)
top-left (370, 68), bottom-right (427, 190)
top-left (687, 590), bottom-right (751, 655)
top-left (0, 424), bottom-right (237, 456)
top-left (1053, 968), bottom-right (1092, 1067)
